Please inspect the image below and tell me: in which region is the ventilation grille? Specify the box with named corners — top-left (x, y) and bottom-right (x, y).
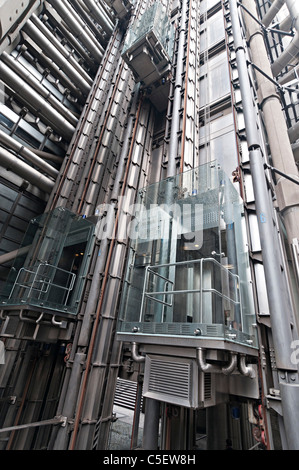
top-left (143, 354), bottom-right (215, 408)
top-left (147, 358), bottom-right (191, 400)
top-left (120, 322), bottom-right (224, 338)
top-left (204, 373), bottom-right (212, 401)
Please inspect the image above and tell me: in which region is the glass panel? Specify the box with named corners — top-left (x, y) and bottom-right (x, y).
top-left (200, 10), bottom-right (225, 52)
top-left (0, 207), bottom-right (95, 315)
top-left (122, 2), bottom-right (175, 64)
top-left (117, 162), bottom-right (258, 348)
top-left (199, 52), bottom-right (231, 107)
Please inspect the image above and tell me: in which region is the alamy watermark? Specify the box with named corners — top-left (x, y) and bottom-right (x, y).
top-left (94, 198), bottom-right (204, 249)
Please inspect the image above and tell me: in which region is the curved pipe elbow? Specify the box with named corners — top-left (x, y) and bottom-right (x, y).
top-left (222, 353), bottom-right (237, 375)
top-left (131, 342), bottom-right (145, 363)
top-left (239, 355), bottom-right (255, 378)
top-left (196, 348), bottom-right (237, 375)
top-left (196, 347), bottom-right (218, 373)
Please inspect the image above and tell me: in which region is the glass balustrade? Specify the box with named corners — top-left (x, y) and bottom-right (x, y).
top-left (0, 207), bottom-right (95, 315)
top-left (117, 162), bottom-right (258, 348)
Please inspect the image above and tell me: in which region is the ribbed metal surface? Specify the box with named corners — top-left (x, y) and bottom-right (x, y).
top-left (114, 378), bottom-right (142, 410)
top-left (147, 358), bottom-right (191, 399)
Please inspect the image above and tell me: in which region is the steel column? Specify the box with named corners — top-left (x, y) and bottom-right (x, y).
top-left (229, 0), bottom-right (299, 449)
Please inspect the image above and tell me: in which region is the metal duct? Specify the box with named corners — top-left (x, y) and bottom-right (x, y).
top-left (22, 19), bottom-right (91, 95)
top-left (0, 60), bottom-right (75, 140)
top-left (272, 0), bottom-right (299, 76)
top-left (1, 51), bottom-right (78, 127)
top-left (196, 348), bottom-right (237, 375)
top-left (83, 0), bottom-right (114, 35)
top-left (278, 63), bottom-right (299, 84)
top-left (47, 0), bottom-right (104, 62)
top-left (288, 120), bottom-right (299, 143)
top-left (0, 146), bottom-right (54, 193)
top-left (0, 129), bottom-right (59, 178)
top-left (131, 342), bottom-right (145, 363)
top-left (292, 141), bottom-right (299, 162)
top-left (272, 31), bottom-right (299, 76)
top-left (44, 1), bottom-right (96, 68)
top-left (167, 0), bottom-right (187, 177)
top-left (238, 354), bottom-right (255, 378)
top-left (29, 13), bottom-right (93, 86)
top-left (262, 0), bottom-right (286, 28)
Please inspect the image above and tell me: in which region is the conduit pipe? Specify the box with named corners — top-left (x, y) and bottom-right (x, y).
top-left (47, 0), bottom-right (104, 62)
top-left (230, 0), bottom-right (295, 370)
top-left (238, 354), bottom-right (255, 378)
top-left (271, 0), bottom-right (299, 76)
top-left (196, 348), bottom-right (237, 375)
top-left (262, 0), bottom-right (286, 28)
top-left (83, 0), bottom-right (114, 35)
top-left (230, 0), bottom-right (299, 449)
top-left (278, 63), bottom-right (299, 85)
top-left (0, 0), bottom-right (43, 55)
top-left (0, 129), bottom-right (58, 179)
top-left (1, 52), bottom-right (78, 128)
top-left (272, 31), bottom-right (299, 76)
top-left (0, 61), bottom-right (75, 140)
top-left (167, 0), bottom-right (188, 177)
top-left (29, 13), bottom-right (93, 87)
top-left (0, 146), bottom-right (54, 193)
top-left (243, 0), bottom-right (299, 245)
top-left (44, 1), bottom-right (96, 68)
top-left (131, 343), bottom-right (145, 363)
top-left (27, 148), bottom-right (63, 165)
top-left (22, 19), bottom-right (91, 96)
top-left (77, 83), bottom-right (139, 347)
top-left (0, 245), bottom-right (31, 265)
top-left (20, 37), bottom-right (86, 105)
top-left (63, 0), bottom-right (106, 49)
top-left (68, 93), bottom-right (144, 450)
top-left (288, 120), bottom-right (299, 143)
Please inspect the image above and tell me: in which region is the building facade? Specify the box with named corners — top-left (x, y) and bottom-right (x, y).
top-left (0, 0), bottom-right (299, 450)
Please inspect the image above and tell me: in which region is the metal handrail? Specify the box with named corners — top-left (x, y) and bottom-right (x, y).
top-left (139, 257), bottom-right (242, 326)
top-left (8, 263), bottom-right (76, 306)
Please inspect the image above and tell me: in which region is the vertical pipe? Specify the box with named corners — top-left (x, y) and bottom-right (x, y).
top-left (68, 95), bottom-right (143, 450)
top-left (229, 0), bottom-right (299, 449)
top-left (167, 0), bottom-right (188, 177)
top-left (142, 398), bottom-right (160, 450)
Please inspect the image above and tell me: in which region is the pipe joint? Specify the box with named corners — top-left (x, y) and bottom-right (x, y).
top-left (238, 354), bottom-right (255, 378)
top-left (196, 348), bottom-right (237, 375)
top-left (131, 342), bottom-right (145, 363)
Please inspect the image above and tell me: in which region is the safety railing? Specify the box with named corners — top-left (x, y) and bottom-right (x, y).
top-left (139, 257), bottom-right (242, 329)
top-left (7, 263), bottom-right (76, 307)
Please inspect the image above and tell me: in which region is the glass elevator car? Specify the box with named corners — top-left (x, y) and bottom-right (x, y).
top-left (121, 1), bottom-right (175, 111)
top-left (0, 207), bottom-right (94, 317)
top-left (117, 162), bottom-right (257, 349)
top-left (117, 163), bottom-right (259, 410)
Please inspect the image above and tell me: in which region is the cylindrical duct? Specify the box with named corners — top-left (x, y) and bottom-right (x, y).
top-left (0, 60), bottom-right (75, 139)
top-left (0, 146), bottom-right (54, 193)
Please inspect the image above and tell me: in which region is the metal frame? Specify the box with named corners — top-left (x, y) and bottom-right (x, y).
top-left (139, 256), bottom-right (242, 327)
